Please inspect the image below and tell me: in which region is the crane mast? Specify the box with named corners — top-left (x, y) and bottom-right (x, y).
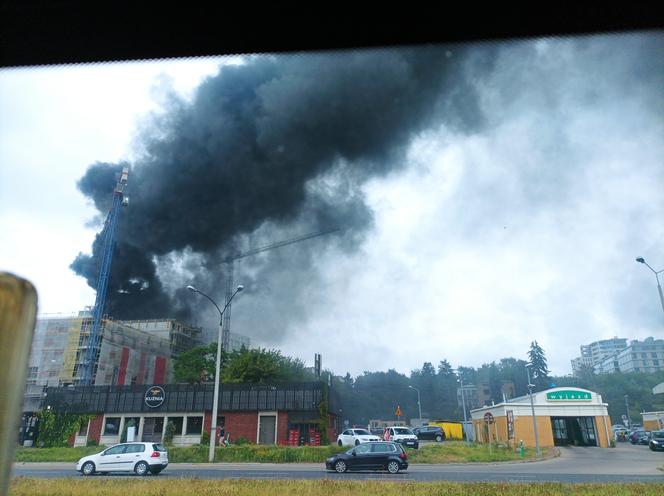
top-left (220, 227), bottom-right (340, 350)
top-left (78, 167), bottom-right (129, 385)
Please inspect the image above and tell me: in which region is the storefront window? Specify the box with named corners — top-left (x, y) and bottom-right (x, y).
top-left (186, 416), bottom-right (203, 435)
top-left (103, 417), bottom-right (121, 435)
top-left (167, 416), bottom-right (183, 436)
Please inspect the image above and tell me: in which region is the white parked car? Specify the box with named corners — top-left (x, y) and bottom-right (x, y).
top-left (384, 426), bottom-right (419, 448)
top-left (337, 428), bottom-right (381, 446)
top-left (76, 442), bottom-right (168, 476)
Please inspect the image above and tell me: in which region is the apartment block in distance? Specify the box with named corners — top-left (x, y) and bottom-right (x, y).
top-left (570, 337), bottom-right (627, 376)
top-left (595, 337), bottom-right (664, 374)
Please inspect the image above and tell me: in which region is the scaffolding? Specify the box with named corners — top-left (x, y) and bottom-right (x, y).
top-left (119, 319), bottom-right (203, 357)
top-left (23, 312), bottom-right (174, 412)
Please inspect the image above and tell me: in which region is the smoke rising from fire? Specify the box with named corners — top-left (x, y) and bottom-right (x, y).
top-left (71, 45), bottom-right (495, 327)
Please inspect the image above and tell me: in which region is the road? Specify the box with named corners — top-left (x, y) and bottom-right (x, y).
top-left (12, 443), bottom-right (664, 483)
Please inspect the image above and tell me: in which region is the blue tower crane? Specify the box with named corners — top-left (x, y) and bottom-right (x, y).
top-left (78, 167), bottom-right (129, 385)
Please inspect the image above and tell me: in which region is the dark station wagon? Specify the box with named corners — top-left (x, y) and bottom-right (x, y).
top-left (325, 441), bottom-right (408, 474)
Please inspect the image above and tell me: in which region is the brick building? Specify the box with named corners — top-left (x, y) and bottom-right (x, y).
top-left (42, 381), bottom-right (338, 447)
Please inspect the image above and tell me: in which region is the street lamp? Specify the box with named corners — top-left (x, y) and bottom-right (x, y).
top-left (187, 284), bottom-right (243, 462)
top-left (408, 385), bottom-right (422, 424)
top-left (525, 364), bottom-right (541, 457)
top-left (635, 257), bottom-right (664, 317)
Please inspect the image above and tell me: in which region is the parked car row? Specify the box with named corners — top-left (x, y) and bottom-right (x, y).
top-left (611, 424), bottom-right (664, 452)
top-left (337, 426), bottom-right (427, 449)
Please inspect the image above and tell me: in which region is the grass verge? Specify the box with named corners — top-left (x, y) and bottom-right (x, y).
top-left (14, 442), bottom-right (540, 464)
top-left (10, 479), bottom-right (664, 496)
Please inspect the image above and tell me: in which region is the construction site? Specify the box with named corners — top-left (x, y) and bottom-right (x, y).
top-left (22, 166), bottom-right (326, 418)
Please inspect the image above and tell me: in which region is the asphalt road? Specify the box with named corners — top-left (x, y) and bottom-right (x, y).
top-left (12, 443), bottom-right (664, 483)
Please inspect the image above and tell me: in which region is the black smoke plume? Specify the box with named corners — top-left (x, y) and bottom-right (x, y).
top-left (71, 45), bottom-right (493, 329)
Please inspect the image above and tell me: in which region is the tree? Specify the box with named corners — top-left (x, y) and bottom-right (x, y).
top-left (487, 362), bottom-right (503, 404)
top-left (173, 343), bottom-right (224, 384)
top-left (497, 357), bottom-right (529, 397)
top-left (221, 347), bottom-right (313, 383)
top-left (528, 341), bottom-right (550, 391)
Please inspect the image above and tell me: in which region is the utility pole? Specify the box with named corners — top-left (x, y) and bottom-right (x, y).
top-left (624, 394), bottom-right (632, 429)
top-left (526, 364), bottom-right (541, 457)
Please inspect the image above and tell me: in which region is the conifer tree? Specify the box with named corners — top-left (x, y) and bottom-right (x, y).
top-left (527, 341), bottom-right (550, 391)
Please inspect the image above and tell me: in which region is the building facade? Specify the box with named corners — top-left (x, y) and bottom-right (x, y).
top-left (42, 382), bottom-right (337, 447)
top-left (471, 387), bottom-right (611, 449)
top-left (120, 319), bottom-right (202, 357)
top-left (570, 337), bottom-right (627, 376)
top-left (594, 337), bottom-right (664, 374)
top-left (23, 312), bottom-right (173, 412)
top-left (641, 411), bottom-right (664, 432)
top-left (457, 381), bottom-right (516, 410)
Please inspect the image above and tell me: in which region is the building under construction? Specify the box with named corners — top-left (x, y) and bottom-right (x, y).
top-left (23, 311), bottom-right (176, 413)
top-left (119, 319), bottom-right (203, 357)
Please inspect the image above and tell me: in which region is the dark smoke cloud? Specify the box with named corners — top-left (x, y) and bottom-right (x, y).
top-left (71, 45), bottom-right (495, 325)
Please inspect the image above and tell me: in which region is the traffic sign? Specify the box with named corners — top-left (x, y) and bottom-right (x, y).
top-left (484, 412), bottom-right (494, 424)
top-left (395, 405), bottom-right (402, 418)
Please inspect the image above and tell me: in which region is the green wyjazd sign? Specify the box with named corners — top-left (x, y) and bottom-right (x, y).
top-left (546, 390), bottom-right (592, 401)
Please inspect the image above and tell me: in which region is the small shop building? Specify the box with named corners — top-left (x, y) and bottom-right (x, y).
top-left (641, 411), bottom-right (664, 432)
top-left (471, 387), bottom-right (611, 448)
top-left (42, 382), bottom-right (338, 447)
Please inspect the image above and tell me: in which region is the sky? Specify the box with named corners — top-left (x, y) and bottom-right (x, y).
top-left (1, 33), bottom-right (663, 378)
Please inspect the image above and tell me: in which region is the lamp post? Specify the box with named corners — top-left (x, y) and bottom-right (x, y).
top-left (525, 364), bottom-right (541, 457)
top-left (635, 257), bottom-right (664, 318)
top-left (624, 394), bottom-right (631, 430)
top-left (187, 284), bottom-right (243, 462)
top-left (408, 385), bottom-right (422, 425)
top-left (458, 377), bottom-right (471, 446)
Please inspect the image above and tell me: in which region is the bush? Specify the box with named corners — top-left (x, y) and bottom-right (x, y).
top-left (86, 439), bottom-right (99, 447)
top-left (164, 421), bottom-right (177, 445)
top-left (234, 437), bottom-right (250, 445)
top-left (200, 431), bottom-right (210, 446)
top-left (36, 411), bottom-right (91, 448)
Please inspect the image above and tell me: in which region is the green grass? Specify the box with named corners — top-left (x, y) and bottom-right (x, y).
top-left (10, 479), bottom-right (664, 496)
top-left (14, 446), bottom-right (108, 462)
top-left (408, 441), bottom-right (541, 463)
top-left (14, 441), bottom-right (541, 464)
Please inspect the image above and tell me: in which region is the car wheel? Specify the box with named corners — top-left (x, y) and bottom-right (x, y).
top-left (338, 440), bottom-right (343, 446)
top-left (354, 439), bottom-right (360, 446)
top-left (334, 460), bottom-right (347, 473)
top-left (81, 461), bottom-right (95, 476)
top-left (435, 435), bottom-right (442, 442)
top-left (387, 461), bottom-right (400, 474)
top-left (134, 461), bottom-right (149, 476)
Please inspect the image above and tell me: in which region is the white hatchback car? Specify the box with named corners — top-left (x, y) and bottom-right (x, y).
top-left (337, 428), bottom-right (381, 446)
top-left (76, 442), bottom-right (169, 476)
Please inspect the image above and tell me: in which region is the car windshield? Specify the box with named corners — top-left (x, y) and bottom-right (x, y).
top-left (4, 23), bottom-right (663, 485)
top-left (652, 432), bottom-right (664, 440)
